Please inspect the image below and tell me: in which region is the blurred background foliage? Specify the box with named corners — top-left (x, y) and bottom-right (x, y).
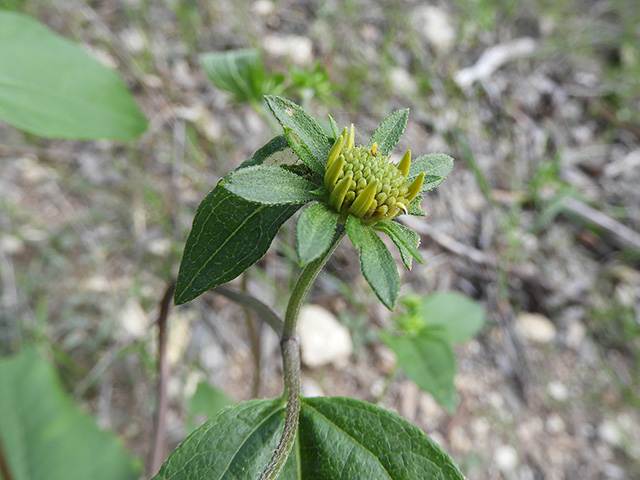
top-left (1, 0), bottom-right (639, 478)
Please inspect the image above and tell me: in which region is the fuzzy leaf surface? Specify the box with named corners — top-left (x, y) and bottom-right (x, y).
top-left (296, 203), bottom-right (340, 266)
top-left (264, 95), bottom-right (330, 176)
top-left (0, 11), bottom-right (147, 141)
top-left (381, 329), bottom-right (458, 413)
top-left (0, 348), bottom-right (140, 480)
top-left (367, 109), bottom-right (409, 157)
top-left (408, 153), bottom-right (454, 193)
top-left (375, 220), bottom-right (423, 270)
top-left (221, 165), bottom-right (320, 205)
top-left (347, 217), bottom-right (400, 310)
top-left (153, 396), bottom-right (465, 480)
top-left (175, 138), bottom-right (303, 305)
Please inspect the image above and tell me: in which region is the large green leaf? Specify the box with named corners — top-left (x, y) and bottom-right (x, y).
top-left (295, 202), bottom-right (340, 266)
top-left (405, 292), bottom-right (485, 344)
top-left (264, 95), bottom-right (331, 176)
top-left (175, 138), bottom-right (303, 305)
top-left (380, 329), bottom-right (458, 414)
top-left (0, 348), bottom-right (140, 480)
top-left (200, 49), bottom-right (268, 105)
top-left (375, 220), bottom-right (423, 270)
top-left (367, 109), bottom-right (409, 157)
top-left (407, 154), bottom-right (454, 193)
top-left (186, 381), bottom-right (233, 434)
top-left (221, 165), bottom-right (321, 205)
top-left (0, 11), bottom-right (147, 141)
top-left (152, 396), bottom-right (465, 480)
top-left (346, 216), bottom-right (400, 310)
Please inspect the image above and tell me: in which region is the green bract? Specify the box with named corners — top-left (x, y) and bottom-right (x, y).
top-left (175, 95), bottom-right (453, 309)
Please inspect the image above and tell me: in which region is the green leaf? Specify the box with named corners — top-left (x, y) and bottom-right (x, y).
top-left (239, 135), bottom-right (290, 168)
top-left (221, 165), bottom-right (321, 205)
top-left (175, 187), bottom-right (301, 304)
top-left (381, 329), bottom-right (458, 414)
top-left (347, 216), bottom-right (400, 310)
top-left (375, 220), bottom-right (423, 270)
top-left (0, 348), bottom-right (140, 480)
top-left (296, 203), bottom-right (340, 266)
top-left (408, 153), bottom-right (454, 193)
top-left (153, 396), bottom-right (465, 480)
top-left (327, 114), bottom-right (339, 139)
top-left (186, 381), bottom-right (233, 433)
top-left (367, 108), bottom-right (409, 157)
top-left (405, 292), bottom-right (485, 344)
top-left (407, 196), bottom-right (426, 216)
top-left (0, 11), bottom-right (147, 141)
top-left (264, 95), bottom-right (330, 176)
top-left (200, 48), bottom-right (265, 104)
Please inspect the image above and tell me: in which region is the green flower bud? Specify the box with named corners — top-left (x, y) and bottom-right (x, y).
top-left (323, 130), bottom-right (425, 223)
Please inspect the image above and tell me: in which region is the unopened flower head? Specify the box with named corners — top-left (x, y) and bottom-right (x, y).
top-left (324, 125), bottom-right (425, 224)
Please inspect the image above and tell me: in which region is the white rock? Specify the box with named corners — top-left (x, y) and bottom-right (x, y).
top-left (301, 377), bottom-right (324, 397)
top-left (413, 6), bottom-right (456, 53)
top-left (494, 444), bottom-right (519, 472)
top-left (389, 67), bottom-right (417, 95)
top-left (0, 235), bottom-right (24, 255)
top-left (121, 28), bottom-right (146, 54)
top-left (566, 320), bottom-right (586, 349)
top-left (118, 299), bottom-right (148, 340)
top-left (251, 0), bottom-right (274, 16)
top-left (298, 305), bottom-right (352, 368)
top-left (599, 420), bottom-right (622, 447)
top-left (547, 380), bottom-right (569, 402)
top-left (263, 35), bottom-right (313, 66)
top-left (517, 312), bottom-right (556, 344)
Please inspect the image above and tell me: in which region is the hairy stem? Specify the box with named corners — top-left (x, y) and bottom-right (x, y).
top-left (259, 224), bottom-right (345, 480)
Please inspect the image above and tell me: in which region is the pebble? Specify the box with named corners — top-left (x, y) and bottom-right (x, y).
top-left (599, 420), bottom-right (622, 447)
top-left (547, 380), bottom-right (569, 402)
top-left (413, 6), bottom-right (456, 53)
top-left (298, 305), bottom-right (353, 368)
top-left (389, 67), bottom-right (417, 95)
top-left (494, 444), bottom-right (519, 472)
top-left (517, 312), bottom-right (557, 344)
top-left (263, 35), bottom-right (312, 66)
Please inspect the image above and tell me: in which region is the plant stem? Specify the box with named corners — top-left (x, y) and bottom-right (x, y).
top-left (259, 224), bottom-right (345, 480)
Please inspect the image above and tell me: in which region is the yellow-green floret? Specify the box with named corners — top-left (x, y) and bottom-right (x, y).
top-left (324, 126), bottom-right (425, 223)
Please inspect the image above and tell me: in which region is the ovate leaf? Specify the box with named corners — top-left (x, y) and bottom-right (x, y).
top-left (347, 217), bottom-right (400, 310)
top-left (0, 348), bottom-right (140, 480)
top-left (408, 291), bottom-right (485, 344)
top-left (264, 95), bottom-right (330, 176)
top-left (175, 187), bottom-right (301, 304)
top-left (367, 108), bottom-right (409, 157)
top-left (408, 153), bottom-right (454, 193)
top-left (296, 203), bottom-right (340, 266)
top-left (221, 165), bottom-right (320, 205)
top-left (153, 396), bottom-right (465, 480)
top-left (381, 329), bottom-right (458, 414)
top-left (0, 11), bottom-right (147, 141)
top-left (200, 48), bottom-right (265, 104)
top-left (375, 220), bottom-right (423, 270)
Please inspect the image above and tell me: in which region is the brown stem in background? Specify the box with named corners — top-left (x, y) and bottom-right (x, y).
top-left (0, 433), bottom-right (15, 480)
top-left (241, 273), bottom-right (261, 398)
top-left (147, 282), bottom-right (175, 478)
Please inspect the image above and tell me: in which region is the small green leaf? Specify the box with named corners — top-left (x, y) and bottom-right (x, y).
top-left (407, 196), bottom-right (426, 216)
top-left (264, 95), bottom-right (330, 176)
top-left (222, 165), bottom-right (321, 205)
top-left (296, 203), bottom-right (340, 266)
top-left (327, 114), bottom-right (339, 139)
top-left (0, 348), bottom-right (141, 480)
top-left (239, 135), bottom-right (289, 168)
top-left (200, 49), bottom-right (265, 104)
top-left (0, 11), bottom-right (147, 141)
top-left (347, 217), bottom-right (400, 310)
top-left (153, 396), bottom-right (465, 480)
top-left (186, 381), bottom-right (233, 433)
top-left (375, 220), bottom-right (423, 270)
top-left (381, 329), bottom-right (458, 413)
top-left (408, 153), bottom-right (454, 193)
top-left (407, 292), bottom-right (485, 344)
top-left (367, 108), bottom-right (410, 157)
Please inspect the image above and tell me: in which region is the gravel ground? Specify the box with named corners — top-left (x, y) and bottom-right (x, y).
top-left (1, 1), bottom-right (639, 478)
